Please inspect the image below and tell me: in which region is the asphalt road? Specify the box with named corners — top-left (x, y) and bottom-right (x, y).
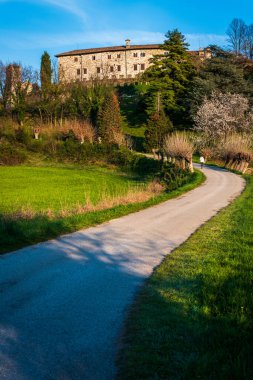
top-left (0, 165), bottom-right (245, 380)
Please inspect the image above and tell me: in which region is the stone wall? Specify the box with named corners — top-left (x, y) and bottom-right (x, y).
top-left (58, 45), bottom-right (211, 83)
top-left (58, 48), bottom-right (163, 83)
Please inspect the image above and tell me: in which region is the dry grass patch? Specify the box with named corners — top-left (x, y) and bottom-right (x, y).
top-left (4, 180), bottom-right (164, 221)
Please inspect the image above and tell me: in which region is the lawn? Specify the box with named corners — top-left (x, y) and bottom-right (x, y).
top-left (0, 165), bottom-right (143, 214)
top-left (118, 175), bottom-right (253, 380)
top-left (0, 165), bottom-right (204, 254)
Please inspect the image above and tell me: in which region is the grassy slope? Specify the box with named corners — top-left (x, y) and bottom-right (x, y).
top-left (0, 169), bottom-right (204, 254)
top-left (0, 165), bottom-right (143, 214)
top-left (118, 175), bottom-right (253, 380)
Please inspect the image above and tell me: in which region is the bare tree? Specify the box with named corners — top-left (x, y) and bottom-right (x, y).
top-left (164, 132), bottom-right (194, 172)
top-left (244, 24), bottom-right (253, 59)
top-left (219, 133), bottom-right (253, 173)
top-left (227, 18), bottom-right (247, 55)
top-left (68, 119), bottom-right (95, 143)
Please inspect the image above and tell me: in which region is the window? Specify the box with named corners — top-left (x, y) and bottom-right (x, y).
top-left (97, 67), bottom-right (101, 74)
top-left (92, 55), bottom-right (96, 60)
top-left (140, 64), bottom-right (145, 70)
top-left (140, 52), bottom-right (146, 57)
top-left (110, 66), bottom-right (114, 72)
top-left (108, 54), bottom-right (111, 59)
top-left (83, 68), bottom-right (87, 74)
top-left (77, 68), bottom-right (80, 75)
top-left (117, 65), bottom-right (121, 71)
top-left (117, 54), bottom-right (121, 58)
top-left (74, 57), bottom-right (78, 62)
top-left (133, 52), bottom-right (138, 57)
top-left (134, 64), bottom-right (138, 71)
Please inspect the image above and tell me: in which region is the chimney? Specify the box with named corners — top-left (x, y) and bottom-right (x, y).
top-left (125, 39), bottom-right (131, 48)
top-left (199, 47), bottom-right (204, 57)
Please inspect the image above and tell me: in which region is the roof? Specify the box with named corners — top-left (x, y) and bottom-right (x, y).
top-left (55, 44), bottom-right (162, 57)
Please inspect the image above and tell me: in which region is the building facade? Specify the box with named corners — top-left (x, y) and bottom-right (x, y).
top-left (55, 40), bottom-right (211, 83)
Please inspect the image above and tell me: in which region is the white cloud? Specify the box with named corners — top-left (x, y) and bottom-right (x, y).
top-left (0, 0), bottom-right (87, 22)
top-left (41, 0), bottom-right (87, 22)
top-left (0, 28), bottom-right (227, 52)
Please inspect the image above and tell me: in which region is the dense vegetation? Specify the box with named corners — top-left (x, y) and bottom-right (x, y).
top-left (118, 175), bottom-right (253, 380)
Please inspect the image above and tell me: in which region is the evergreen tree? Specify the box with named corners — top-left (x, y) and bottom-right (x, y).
top-left (144, 29), bottom-right (195, 117)
top-left (97, 91), bottom-right (122, 143)
top-left (188, 45), bottom-right (253, 120)
top-left (144, 108), bottom-right (173, 151)
top-left (40, 51), bottom-right (52, 91)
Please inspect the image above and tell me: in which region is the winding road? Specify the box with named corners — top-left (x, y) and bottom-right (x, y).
top-left (0, 165), bottom-right (245, 380)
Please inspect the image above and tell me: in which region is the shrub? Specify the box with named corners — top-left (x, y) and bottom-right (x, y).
top-left (219, 134), bottom-right (253, 173)
top-left (164, 132), bottom-right (194, 172)
top-left (63, 119), bottom-right (95, 144)
top-left (131, 155), bottom-right (162, 176)
top-left (158, 162), bottom-right (194, 191)
top-left (0, 141), bottom-right (28, 165)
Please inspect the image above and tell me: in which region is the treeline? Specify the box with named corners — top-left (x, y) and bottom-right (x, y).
top-left (1, 19), bottom-right (253, 161)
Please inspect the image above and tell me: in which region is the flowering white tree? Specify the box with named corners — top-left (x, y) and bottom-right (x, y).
top-left (194, 92), bottom-right (253, 142)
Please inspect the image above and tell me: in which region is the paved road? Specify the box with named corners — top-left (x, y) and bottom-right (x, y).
top-left (0, 165), bottom-right (245, 380)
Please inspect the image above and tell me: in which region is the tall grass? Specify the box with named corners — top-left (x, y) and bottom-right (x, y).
top-left (0, 166), bottom-right (146, 215)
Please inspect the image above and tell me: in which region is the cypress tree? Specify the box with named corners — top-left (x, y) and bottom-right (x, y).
top-left (97, 91), bottom-right (122, 143)
top-left (144, 109), bottom-right (173, 152)
top-left (40, 51), bottom-right (52, 91)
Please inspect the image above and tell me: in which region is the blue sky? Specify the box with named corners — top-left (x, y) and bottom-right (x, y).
top-left (1, 0), bottom-right (253, 69)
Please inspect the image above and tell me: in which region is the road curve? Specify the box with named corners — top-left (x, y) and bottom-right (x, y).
top-left (0, 165), bottom-right (245, 380)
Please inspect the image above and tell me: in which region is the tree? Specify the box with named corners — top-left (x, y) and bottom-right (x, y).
top-left (188, 45), bottom-right (253, 121)
top-left (194, 92), bottom-right (253, 143)
top-left (145, 109), bottom-right (173, 152)
top-left (143, 29), bottom-right (195, 122)
top-left (227, 18), bottom-right (253, 59)
top-left (40, 51), bottom-right (52, 91)
top-left (97, 91), bottom-right (122, 143)
top-left (219, 133), bottom-right (252, 173)
top-left (164, 132), bottom-right (194, 172)
top-left (227, 18), bottom-right (247, 56)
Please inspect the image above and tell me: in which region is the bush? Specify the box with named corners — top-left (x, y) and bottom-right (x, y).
top-left (0, 141), bottom-right (28, 165)
top-left (159, 162), bottom-right (195, 191)
top-left (131, 155), bottom-right (162, 176)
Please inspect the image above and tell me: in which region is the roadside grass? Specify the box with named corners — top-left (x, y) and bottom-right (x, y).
top-left (0, 167), bottom-right (204, 254)
top-left (0, 165), bottom-right (145, 214)
top-left (118, 175), bottom-right (253, 380)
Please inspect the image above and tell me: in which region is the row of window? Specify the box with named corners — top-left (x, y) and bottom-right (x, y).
top-left (76, 64), bottom-right (145, 76)
top-left (74, 52), bottom-right (146, 62)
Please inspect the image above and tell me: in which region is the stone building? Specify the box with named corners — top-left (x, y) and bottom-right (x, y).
top-left (55, 39), bottom-right (211, 83)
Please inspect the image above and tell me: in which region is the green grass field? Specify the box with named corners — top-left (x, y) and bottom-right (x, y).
top-left (118, 175), bottom-right (253, 380)
top-left (0, 165), bottom-right (204, 254)
top-left (0, 165), bottom-right (143, 214)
